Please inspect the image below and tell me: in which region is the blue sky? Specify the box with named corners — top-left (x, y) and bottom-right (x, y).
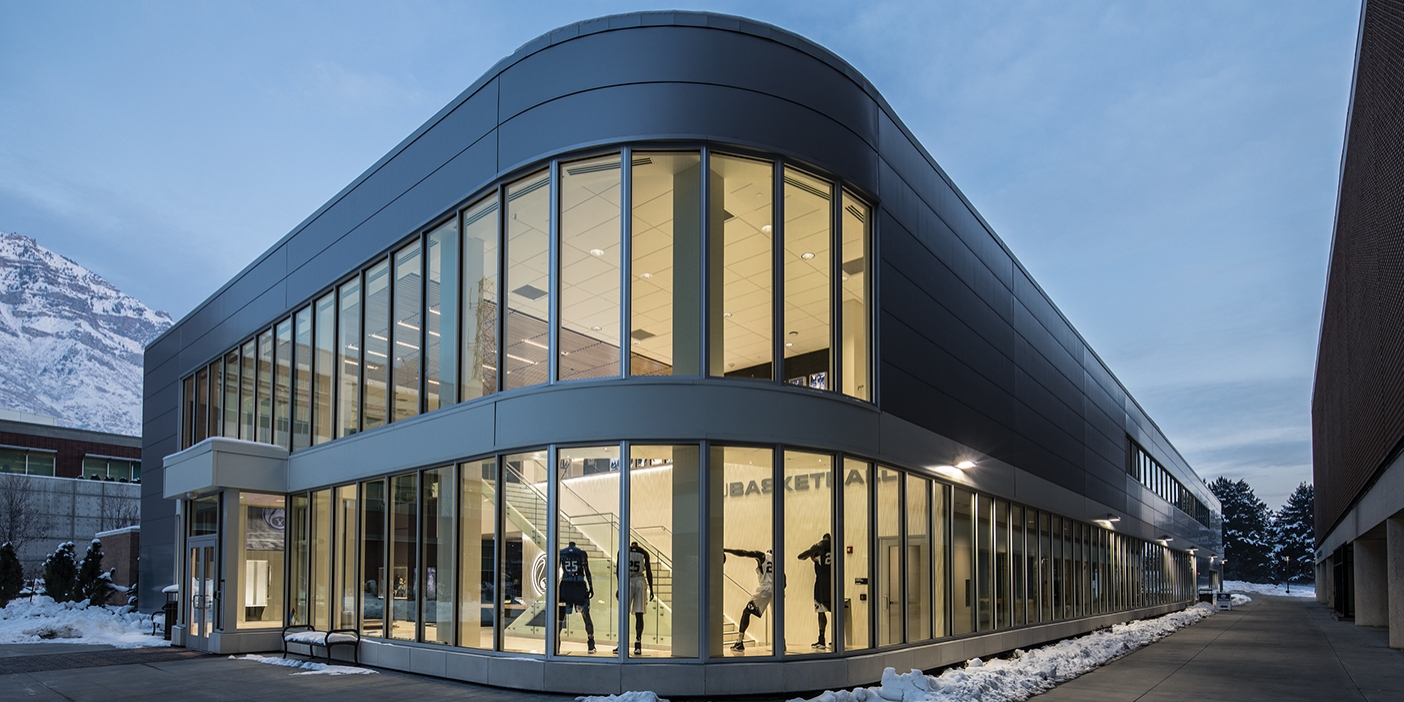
top-left (0, 1), bottom-right (1361, 509)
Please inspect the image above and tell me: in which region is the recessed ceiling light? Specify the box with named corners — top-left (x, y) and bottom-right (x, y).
top-left (785, 342), bottom-right (794, 347)
top-left (589, 248), bottom-right (605, 257)
top-left (842, 274), bottom-right (849, 281)
top-left (639, 272), bottom-right (653, 279)
top-left (724, 312), bottom-right (733, 318)
top-left (761, 224), bottom-right (773, 234)
top-left (800, 252), bottom-right (815, 260)
top-left (590, 326), bottom-right (602, 331)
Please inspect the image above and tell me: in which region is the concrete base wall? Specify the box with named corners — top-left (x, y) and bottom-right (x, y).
top-left (2, 473), bottom-right (140, 578)
top-left (1388, 517), bottom-right (1404, 648)
top-left (1355, 536), bottom-right (1388, 627)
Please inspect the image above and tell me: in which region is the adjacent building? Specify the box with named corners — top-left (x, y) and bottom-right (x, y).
top-left (142, 12), bottom-right (1221, 696)
top-left (1313, 0), bottom-right (1404, 647)
top-left (0, 410), bottom-right (142, 577)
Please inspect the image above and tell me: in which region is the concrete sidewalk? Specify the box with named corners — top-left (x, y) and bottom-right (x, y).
top-left (1039, 595), bottom-right (1404, 701)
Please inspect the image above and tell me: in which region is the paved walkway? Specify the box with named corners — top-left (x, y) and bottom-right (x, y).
top-left (1039, 595), bottom-right (1404, 702)
top-left (3, 597), bottom-right (1401, 701)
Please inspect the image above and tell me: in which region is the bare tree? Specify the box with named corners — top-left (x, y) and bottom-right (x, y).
top-left (0, 472), bottom-right (49, 556)
top-left (99, 492), bottom-right (140, 532)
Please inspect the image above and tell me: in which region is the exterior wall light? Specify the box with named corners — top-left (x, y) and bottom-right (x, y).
top-left (955, 460), bottom-right (976, 469)
top-left (1158, 535), bottom-right (1174, 543)
top-left (1094, 513), bottom-right (1120, 528)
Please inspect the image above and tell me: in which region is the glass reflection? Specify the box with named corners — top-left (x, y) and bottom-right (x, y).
top-left (505, 172), bottom-right (550, 389)
top-left (461, 196), bottom-right (500, 399)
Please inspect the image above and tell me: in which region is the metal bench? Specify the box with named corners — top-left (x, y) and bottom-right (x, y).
top-left (281, 624), bottom-right (360, 665)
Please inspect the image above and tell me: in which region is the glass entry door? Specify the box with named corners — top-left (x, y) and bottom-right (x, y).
top-left (187, 539), bottom-right (217, 649)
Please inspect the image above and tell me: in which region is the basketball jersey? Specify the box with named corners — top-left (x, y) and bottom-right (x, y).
top-left (810, 540), bottom-right (832, 582)
top-left (627, 545), bottom-right (649, 580)
top-left (560, 546), bottom-right (589, 583)
top-left (755, 551), bottom-right (775, 596)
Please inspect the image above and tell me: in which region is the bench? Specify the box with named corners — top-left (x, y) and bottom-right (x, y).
top-left (282, 625), bottom-right (360, 665)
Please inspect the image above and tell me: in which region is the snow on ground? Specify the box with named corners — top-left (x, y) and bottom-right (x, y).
top-left (229, 653), bottom-right (377, 676)
top-left (577, 693), bottom-right (669, 702)
top-left (788, 603), bottom-right (1217, 702)
top-left (1230, 594), bottom-right (1253, 606)
top-left (0, 596), bottom-right (168, 648)
top-left (1222, 580), bottom-right (1315, 598)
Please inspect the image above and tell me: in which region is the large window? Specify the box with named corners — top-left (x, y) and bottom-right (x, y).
top-left (461, 196), bottom-right (499, 401)
top-left (504, 172), bottom-right (550, 390)
top-left (710, 446), bottom-right (774, 657)
top-left (0, 449), bottom-right (55, 476)
top-left (501, 451), bottom-right (549, 653)
top-left (784, 450), bottom-right (834, 655)
top-left (272, 445), bottom-right (1195, 662)
top-left (363, 261), bottom-right (391, 430)
top-left (392, 241), bottom-right (422, 422)
top-left (555, 445), bottom-right (620, 655)
top-left (237, 492), bottom-right (285, 629)
top-left (425, 220), bottom-right (458, 412)
top-left (631, 152), bottom-right (702, 375)
top-left (708, 155), bottom-right (774, 380)
top-left (782, 168), bottom-right (832, 388)
top-left (627, 444), bottom-right (700, 658)
top-left (180, 149), bottom-right (874, 454)
top-left (559, 154), bottom-right (622, 382)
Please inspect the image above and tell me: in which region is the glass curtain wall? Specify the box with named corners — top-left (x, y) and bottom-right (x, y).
top-left (425, 220), bottom-right (458, 412)
top-left (360, 479), bottom-right (386, 637)
top-left (423, 466), bottom-right (455, 645)
top-left (504, 172), bottom-right (551, 389)
top-left (559, 155), bottom-right (622, 381)
top-left (842, 459), bottom-right (871, 651)
top-left (501, 451), bottom-right (549, 653)
top-left (363, 260), bottom-right (391, 430)
top-left (627, 445), bottom-right (700, 658)
top-left (875, 466), bottom-right (902, 645)
top-left (782, 168), bottom-right (832, 388)
top-left (906, 474), bottom-right (931, 642)
top-left (313, 293), bottom-right (335, 445)
top-left (391, 241), bottom-right (423, 422)
top-left (194, 366), bottom-right (208, 445)
top-left (952, 488), bottom-right (973, 635)
top-left (256, 330), bottom-right (273, 443)
top-left (554, 445), bottom-right (621, 656)
top-left (274, 319), bottom-right (292, 448)
top-left (334, 485), bottom-right (358, 629)
top-left (240, 339), bottom-right (256, 440)
top-left (459, 458), bottom-right (497, 650)
top-left (293, 307), bottom-right (312, 450)
top-left (236, 492), bottom-right (285, 629)
top-left (311, 489), bottom-right (331, 630)
top-left (337, 278), bottom-right (362, 438)
top-left (631, 152), bottom-right (702, 376)
top-left (931, 481), bottom-right (948, 638)
top-left (461, 196), bottom-right (499, 400)
top-left (709, 446), bottom-right (774, 657)
top-left (708, 156), bottom-right (774, 380)
top-left (289, 494), bottom-right (310, 625)
top-left (222, 350), bottom-right (239, 437)
top-left (840, 192), bottom-right (870, 401)
top-left (995, 500), bottom-right (1009, 629)
top-left (783, 451), bottom-right (834, 654)
top-left (388, 473), bottom-right (418, 640)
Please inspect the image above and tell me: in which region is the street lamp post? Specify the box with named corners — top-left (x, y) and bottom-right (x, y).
top-left (1284, 554), bottom-right (1290, 594)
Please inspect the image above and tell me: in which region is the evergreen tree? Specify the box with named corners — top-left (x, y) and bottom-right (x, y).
top-left (77, 539), bottom-right (112, 606)
top-left (1271, 482), bottom-right (1315, 583)
top-left (42, 541), bottom-right (79, 603)
top-left (0, 542), bottom-right (23, 606)
top-left (1209, 477), bottom-right (1274, 582)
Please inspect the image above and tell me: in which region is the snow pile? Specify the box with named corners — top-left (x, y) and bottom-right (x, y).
top-left (1229, 594), bottom-right (1252, 606)
top-left (1221, 580), bottom-right (1314, 598)
top-left (0, 596), bottom-right (168, 648)
top-left (791, 603), bottom-right (1216, 702)
top-left (229, 654), bottom-right (377, 676)
top-left (577, 693), bottom-right (669, 702)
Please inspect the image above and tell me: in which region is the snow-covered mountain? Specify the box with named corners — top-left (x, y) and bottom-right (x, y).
top-left (0, 232), bottom-right (172, 436)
